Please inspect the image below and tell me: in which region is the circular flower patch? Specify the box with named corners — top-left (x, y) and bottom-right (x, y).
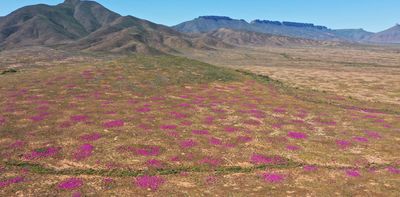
top-left (58, 178), bottom-right (83, 190)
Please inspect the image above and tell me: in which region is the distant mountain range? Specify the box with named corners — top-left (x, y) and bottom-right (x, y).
top-left (201, 28), bottom-right (340, 47)
top-left (0, 0), bottom-right (399, 53)
top-left (173, 16), bottom-right (400, 43)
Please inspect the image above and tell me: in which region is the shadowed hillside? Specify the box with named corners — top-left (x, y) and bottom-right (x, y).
top-left (0, 0), bottom-right (226, 53)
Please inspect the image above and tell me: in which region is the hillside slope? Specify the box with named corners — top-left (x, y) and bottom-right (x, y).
top-left (366, 24), bottom-right (400, 43)
top-left (0, 0), bottom-right (214, 53)
top-left (203, 28), bottom-right (340, 47)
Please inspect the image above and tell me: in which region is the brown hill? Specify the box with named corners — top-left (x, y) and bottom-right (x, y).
top-left (366, 24), bottom-right (400, 44)
top-left (0, 0), bottom-right (224, 53)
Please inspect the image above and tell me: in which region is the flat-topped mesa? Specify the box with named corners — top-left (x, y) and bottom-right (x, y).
top-left (314, 25), bottom-right (328, 30)
top-left (251, 20), bottom-right (328, 30)
top-left (282, 21), bottom-right (328, 30)
top-left (251, 20), bottom-right (282, 26)
top-left (282, 21), bottom-right (315, 28)
top-left (198, 16), bottom-right (234, 21)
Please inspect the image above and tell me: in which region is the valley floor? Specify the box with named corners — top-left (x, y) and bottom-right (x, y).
top-left (0, 50), bottom-right (399, 196)
top-left (181, 44), bottom-right (400, 105)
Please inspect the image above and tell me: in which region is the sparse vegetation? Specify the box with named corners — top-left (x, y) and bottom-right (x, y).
top-left (0, 53), bottom-right (399, 196)
top-left (0, 68), bottom-right (17, 75)
top-left (0, 0), bottom-right (399, 196)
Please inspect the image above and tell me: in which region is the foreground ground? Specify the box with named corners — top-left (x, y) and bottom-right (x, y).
top-left (0, 52), bottom-right (399, 196)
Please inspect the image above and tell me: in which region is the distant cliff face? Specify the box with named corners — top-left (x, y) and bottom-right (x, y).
top-left (198, 16), bottom-right (235, 21)
top-left (173, 16), bottom-right (374, 42)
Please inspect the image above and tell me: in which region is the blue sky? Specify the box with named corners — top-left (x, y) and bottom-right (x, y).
top-left (0, 0), bottom-right (399, 32)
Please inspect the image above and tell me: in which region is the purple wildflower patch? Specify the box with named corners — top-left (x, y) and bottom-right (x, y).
top-left (204, 175), bottom-right (218, 185)
top-left (364, 130), bottom-right (382, 139)
top-left (138, 124), bottom-right (151, 130)
top-left (24, 147), bottom-right (60, 160)
top-left (103, 120), bottom-right (124, 128)
top-left (387, 166), bottom-right (400, 174)
top-left (59, 121), bottom-right (73, 128)
top-left (58, 178), bottom-right (83, 190)
top-left (243, 119), bottom-right (261, 125)
top-left (262, 172), bottom-right (285, 183)
top-left (178, 103), bottom-right (191, 108)
top-left (103, 178), bottom-right (114, 184)
top-left (192, 129), bottom-right (210, 135)
top-left (0, 116), bottom-right (5, 125)
top-left (72, 191), bottom-right (82, 197)
top-left (136, 146), bottom-right (161, 156)
top-left (345, 169), bottom-right (361, 177)
top-left (180, 139), bottom-right (197, 149)
top-left (160, 124), bottom-right (177, 130)
top-left (250, 154), bottom-right (286, 165)
top-left (200, 156), bottom-right (222, 167)
top-left (73, 144), bottom-right (94, 161)
top-left (316, 119), bottom-right (337, 126)
top-left (287, 132), bottom-right (308, 139)
top-left (137, 107), bottom-right (151, 113)
top-left (352, 136), bottom-right (368, 143)
top-left (135, 175), bottom-right (165, 191)
top-left (236, 136), bottom-right (252, 143)
top-left (286, 145), bottom-right (301, 151)
top-left (9, 140), bottom-right (26, 149)
top-left (303, 165), bottom-right (318, 172)
top-left (209, 137), bottom-right (223, 146)
top-left (70, 115), bottom-right (89, 122)
top-left (273, 107), bottom-right (286, 113)
top-left (167, 131), bottom-right (179, 137)
top-left (336, 140), bottom-right (352, 149)
top-left (146, 159), bottom-right (164, 168)
top-left (0, 176), bottom-right (24, 188)
top-left (36, 105), bottom-right (49, 112)
top-left (224, 126), bottom-right (237, 133)
top-left (30, 114), bottom-right (47, 122)
top-left (80, 133), bottom-right (102, 142)
top-left (203, 116), bottom-right (215, 125)
top-left (180, 121), bottom-right (192, 126)
top-left (170, 111), bottom-right (188, 119)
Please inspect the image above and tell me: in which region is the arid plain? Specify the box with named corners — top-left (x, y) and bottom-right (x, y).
top-left (182, 44), bottom-right (400, 105)
top-left (0, 43), bottom-right (399, 196)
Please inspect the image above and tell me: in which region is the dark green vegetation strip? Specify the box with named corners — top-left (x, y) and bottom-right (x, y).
top-left (0, 68), bottom-right (18, 75)
top-left (235, 69), bottom-right (284, 86)
top-left (3, 160), bottom-right (396, 178)
top-left (119, 55), bottom-right (242, 85)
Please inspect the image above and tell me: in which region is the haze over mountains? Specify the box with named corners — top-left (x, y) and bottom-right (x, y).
top-left (0, 0), bottom-right (399, 53)
top-left (173, 16), bottom-right (400, 43)
top-left (201, 28), bottom-right (338, 47)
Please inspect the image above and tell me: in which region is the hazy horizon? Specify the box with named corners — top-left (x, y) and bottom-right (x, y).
top-left (0, 0), bottom-right (399, 33)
